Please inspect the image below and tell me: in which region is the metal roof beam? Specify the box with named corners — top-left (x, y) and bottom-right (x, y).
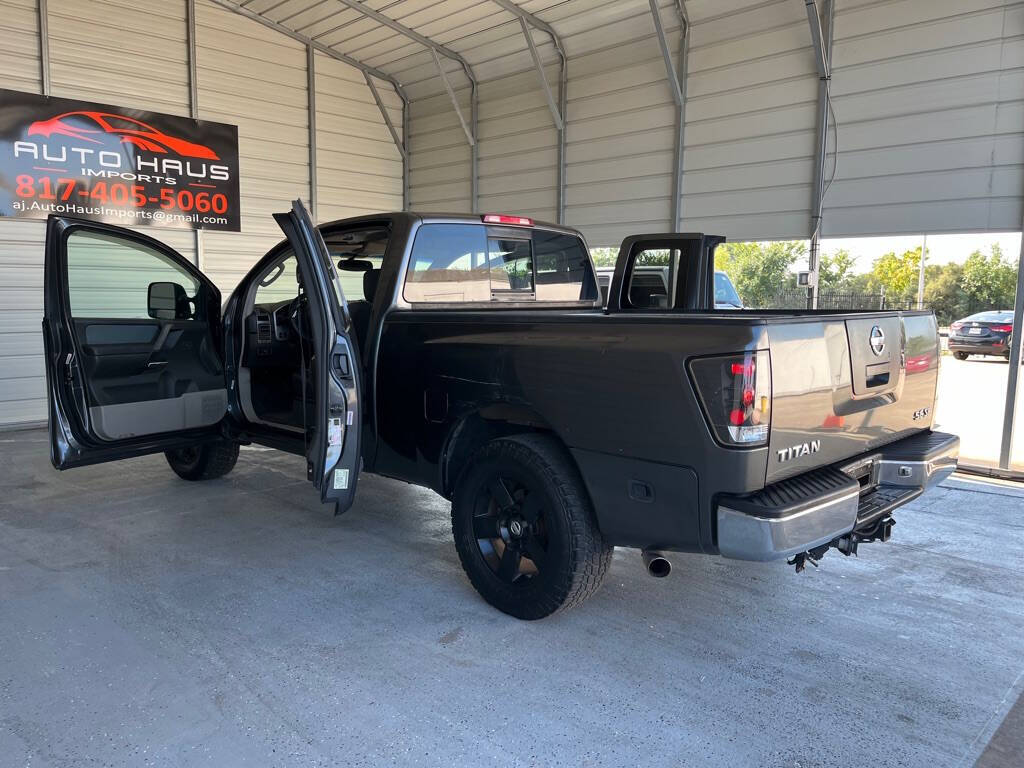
top-left (330, 0), bottom-right (478, 212)
top-left (649, 0), bottom-right (683, 106)
top-left (209, 0), bottom-right (405, 94)
top-left (331, 0), bottom-right (475, 80)
top-left (432, 48), bottom-right (475, 147)
top-left (209, 0), bottom-right (411, 211)
top-left (518, 16), bottom-right (562, 130)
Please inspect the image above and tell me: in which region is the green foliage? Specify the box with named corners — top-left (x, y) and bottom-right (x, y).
top-left (867, 247), bottom-right (921, 298)
top-left (918, 244), bottom-right (1015, 325)
top-left (589, 248), bottom-right (618, 268)
top-left (715, 240), bottom-right (806, 307)
top-left (960, 245), bottom-right (1016, 309)
top-left (818, 249), bottom-right (857, 292)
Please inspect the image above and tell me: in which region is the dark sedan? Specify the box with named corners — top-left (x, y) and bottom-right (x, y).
top-left (948, 310), bottom-right (1014, 360)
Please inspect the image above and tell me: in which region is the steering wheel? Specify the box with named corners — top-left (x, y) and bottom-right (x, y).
top-left (288, 294), bottom-right (311, 342)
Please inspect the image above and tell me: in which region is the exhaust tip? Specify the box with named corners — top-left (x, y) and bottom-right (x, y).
top-left (642, 550), bottom-right (672, 578)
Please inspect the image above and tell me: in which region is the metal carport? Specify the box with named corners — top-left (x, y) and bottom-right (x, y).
top-left (1, 0), bottom-right (1023, 464)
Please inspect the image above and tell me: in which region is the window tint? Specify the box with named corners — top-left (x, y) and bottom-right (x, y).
top-left (534, 231), bottom-right (594, 301)
top-left (488, 237), bottom-right (533, 294)
top-left (66, 230), bottom-right (200, 319)
top-left (404, 224), bottom-right (488, 302)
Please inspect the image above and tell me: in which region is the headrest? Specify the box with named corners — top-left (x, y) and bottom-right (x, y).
top-left (363, 268), bottom-right (381, 302)
top-left (337, 259), bottom-right (372, 272)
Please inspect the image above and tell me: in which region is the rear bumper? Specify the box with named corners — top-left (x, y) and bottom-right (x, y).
top-left (716, 430), bottom-right (959, 561)
top-left (948, 337), bottom-right (1007, 353)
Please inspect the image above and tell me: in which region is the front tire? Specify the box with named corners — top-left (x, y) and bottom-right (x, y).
top-left (953, 351), bottom-right (969, 361)
top-left (451, 434), bottom-right (612, 620)
top-left (165, 441), bottom-right (239, 481)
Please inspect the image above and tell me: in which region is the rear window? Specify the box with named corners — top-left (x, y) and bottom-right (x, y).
top-left (404, 223), bottom-right (596, 304)
top-left (967, 311), bottom-right (1013, 322)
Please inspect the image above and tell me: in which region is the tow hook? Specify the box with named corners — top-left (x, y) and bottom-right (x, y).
top-left (788, 517), bottom-right (897, 573)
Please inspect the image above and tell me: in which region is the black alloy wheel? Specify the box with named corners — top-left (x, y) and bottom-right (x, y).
top-left (451, 434), bottom-right (612, 620)
top-left (472, 473), bottom-right (550, 585)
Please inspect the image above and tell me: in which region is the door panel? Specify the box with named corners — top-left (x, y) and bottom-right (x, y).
top-left (273, 200), bottom-right (363, 514)
top-left (44, 216), bottom-right (227, 468)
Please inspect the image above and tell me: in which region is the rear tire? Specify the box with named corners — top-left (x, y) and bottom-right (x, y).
top-left (953, 352), bottom-right (969, 361)
top-left (165, 441), bottom-right (239, 481)
top-left (451, 434), bottom-right (612, 620)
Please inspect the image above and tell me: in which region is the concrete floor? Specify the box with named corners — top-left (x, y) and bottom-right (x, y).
top-left (1, 429), bottom-right (1023, 768)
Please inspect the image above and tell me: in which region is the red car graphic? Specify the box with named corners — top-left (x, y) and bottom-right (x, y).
top-left (28, 111), bottom-right (219, 160)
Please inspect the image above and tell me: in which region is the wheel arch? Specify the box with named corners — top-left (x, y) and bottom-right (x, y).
top-left (439, 403), bottom-right (570, 499)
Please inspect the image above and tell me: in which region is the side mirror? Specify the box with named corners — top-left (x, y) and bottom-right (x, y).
top-left (148, 282), bottom-right (191, 320)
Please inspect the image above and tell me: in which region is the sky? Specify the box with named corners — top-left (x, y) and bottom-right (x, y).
top-left (819, 232), bottom-right (1022, 274)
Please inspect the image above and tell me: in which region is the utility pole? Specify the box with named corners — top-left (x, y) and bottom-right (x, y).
top-left (917, 233), bottom-right (927, 309)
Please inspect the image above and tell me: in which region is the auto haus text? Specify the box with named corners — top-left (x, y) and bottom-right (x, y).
top-left (12, 141), bottom-right (232, 185)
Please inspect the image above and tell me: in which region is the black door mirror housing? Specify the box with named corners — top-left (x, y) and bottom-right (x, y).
top-left (148, 281), bottom-right (191, 320)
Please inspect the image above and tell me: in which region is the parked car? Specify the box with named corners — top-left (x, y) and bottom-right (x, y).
top-left (596, 265), bottom-right (743, 309)
top-left (948, 310), bottom-right (1014, 360)
top-left (42, 206), bottom-right (958, 619)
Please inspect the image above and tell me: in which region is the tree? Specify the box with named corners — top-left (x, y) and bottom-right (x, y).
top-left (589, 247), bottom-right (618, 268)
top-left (818, 248), bottom-right (857, 292)
top-left (923, 262), bottom-right (965, 325)
top-left (715, 240), bottom-right (805, 307)
top-left (960, 244), bottom-right (1016, 310)
top-left (868, 247), bottom-right (921, 298)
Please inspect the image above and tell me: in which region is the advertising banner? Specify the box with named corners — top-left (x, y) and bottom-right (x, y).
top-left (0, 88), bottom-right (240, 231)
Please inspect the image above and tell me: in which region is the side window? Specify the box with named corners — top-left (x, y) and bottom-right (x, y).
top-left (253, 251), bottom-right (300, 307)
top-left (533, 231), bottom-right (595, 301)
top-left (66, 230), bottom-right (201, 319)
top-left (627, 249), bottom-right (680, 309)
top-left (404, 224), bottom-right (488, 302)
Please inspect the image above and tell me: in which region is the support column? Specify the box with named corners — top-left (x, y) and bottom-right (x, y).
top-left (649, 0), bottom-right (689, 232)
top-left (999, 217), bottom-right (1024, 469)
top-left (805, 0), bottom-right (834, 310)
top-left (37, 0), bottom-right (50, 95)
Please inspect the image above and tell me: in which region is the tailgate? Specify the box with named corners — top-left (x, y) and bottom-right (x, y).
top-left (765, 312), bottom-right (939, 484)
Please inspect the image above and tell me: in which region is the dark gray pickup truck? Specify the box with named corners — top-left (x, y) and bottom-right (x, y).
top-left (43, 203), bottom-right (958, 619)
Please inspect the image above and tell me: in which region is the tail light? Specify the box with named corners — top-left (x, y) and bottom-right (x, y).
top-left (482, 214), bottom-right (533, 226)
top-left (950, 321), bottom-right (963, 331)
top-left (689, 350), bottom-right (771, 446)
top-left (990, 324), bottom-right (1012, 333)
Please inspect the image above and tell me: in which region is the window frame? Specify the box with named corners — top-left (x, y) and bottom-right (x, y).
top-left (64, 228), bottom-right (206, 322)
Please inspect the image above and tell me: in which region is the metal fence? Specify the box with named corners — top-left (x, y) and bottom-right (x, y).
top-left (764, 290), bottom-right (922, 311)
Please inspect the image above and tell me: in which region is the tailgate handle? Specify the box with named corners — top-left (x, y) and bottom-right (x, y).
top-left (865, 362), bottom-right (890, 388)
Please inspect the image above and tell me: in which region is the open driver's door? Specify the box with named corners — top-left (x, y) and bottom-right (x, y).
top-left (274, 200), bottom-right (363, 515)
top-left (43, 215), bottom-right (229, 469)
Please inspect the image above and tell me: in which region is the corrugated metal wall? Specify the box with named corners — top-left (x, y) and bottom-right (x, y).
top-left (823, 0), bottom-right (1024, 236)
top-left (403, 0), bottom-right (1023, 245)
top-left (0, 0), bottom-right (403, 427)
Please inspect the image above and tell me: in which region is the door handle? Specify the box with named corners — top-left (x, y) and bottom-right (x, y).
top-left (147, 360), bottom-right (168, 368)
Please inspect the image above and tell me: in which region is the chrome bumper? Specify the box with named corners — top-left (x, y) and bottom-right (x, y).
top-left (717, 431), bottom-right (959, 562)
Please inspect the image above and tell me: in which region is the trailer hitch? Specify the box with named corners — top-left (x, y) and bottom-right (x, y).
top-left (788, 516), bottom-right (896, 572)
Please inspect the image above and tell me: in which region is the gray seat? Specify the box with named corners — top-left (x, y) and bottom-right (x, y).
top-left (348, 268), bottom-right (380, 350)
